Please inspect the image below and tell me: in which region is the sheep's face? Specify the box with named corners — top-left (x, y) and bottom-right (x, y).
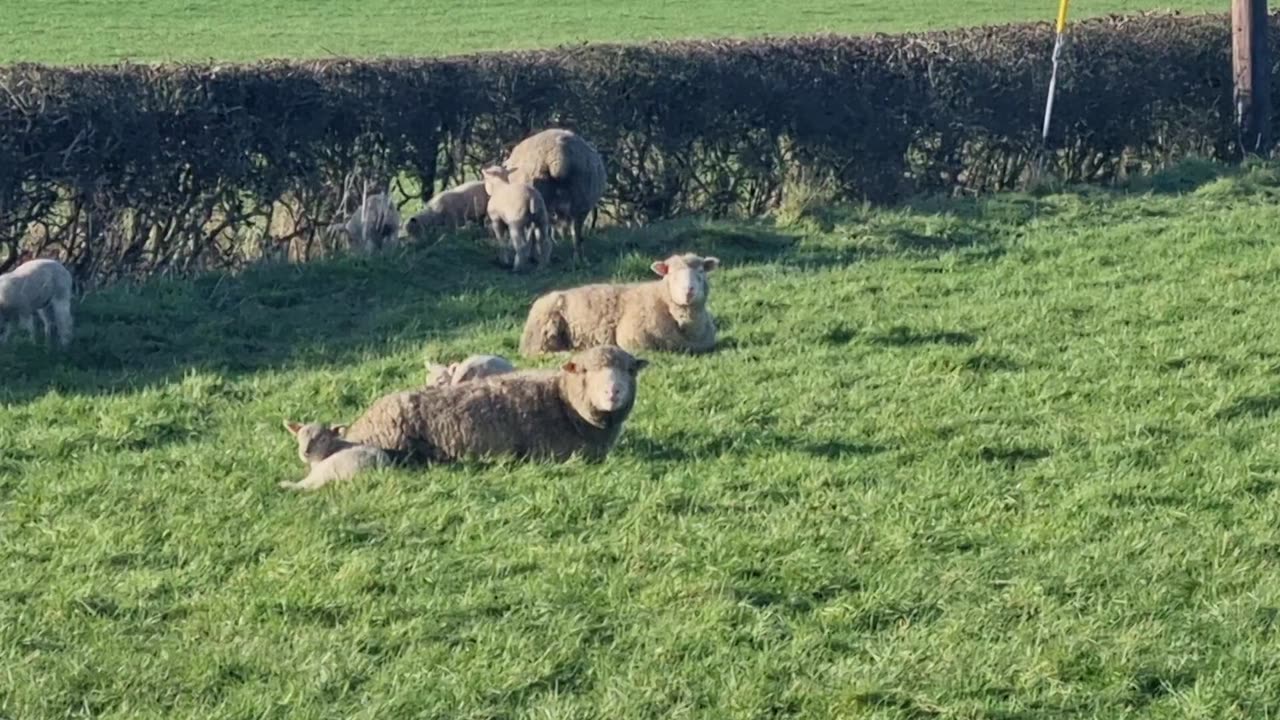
top-left (284, 421), bottom-right (348, 464)
top-left (563, 346), bottom-right (649, 414)
top-left (652, 254), bottom-right (720, 307)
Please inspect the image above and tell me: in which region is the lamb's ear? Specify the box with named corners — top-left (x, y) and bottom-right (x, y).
top-left (650, 261), bottom-right (669, 277)
top-left (633, 358), bottom-right (649, 372)
top-left (702, 257), bottom-right (720, 272)
top-left (561, 360), bottom-right (580, 374)
top-left (283, 420), bottom-right (302, 435)
top-left (331, 425), bottom-right (348, 437)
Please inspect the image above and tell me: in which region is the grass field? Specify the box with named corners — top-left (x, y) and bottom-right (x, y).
top-left (2, 0), bottom-right (1223, 64)
top-left (3, 161), bottom-right (1280, 717)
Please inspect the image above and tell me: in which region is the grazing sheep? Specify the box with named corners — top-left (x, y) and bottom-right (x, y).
top-left (425, 353), bottom-right (517, 387)
top-left (482, 166), bottom-right (552, 273)
top-left (342, 192), bottom-right (401, 254)
top-left (405, 181), bottom-right (490, 240)
top-left (280, 420), bottom-right (392, 491)
top-left (520, 253), bottom-right (720, 356)
top-left (343, 345), bottom-right (648, 465)
top-left (0, 258), bottom-right (74, 349)
top-left (504, 128), bottom-right (606, 263)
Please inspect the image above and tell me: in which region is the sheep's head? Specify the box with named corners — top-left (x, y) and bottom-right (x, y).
top-left (652, 253), bottom-right (720, 307)
top-left (425, 362), bottom-right (457, 387)
top-left (561, 345), bottom-right (649, 422)
top-left (481, 165), bottom-right (513, 195)
top-left (406, 210), bottom-right (442, 241)
top-left (284, 420), bottom-right (348, 465)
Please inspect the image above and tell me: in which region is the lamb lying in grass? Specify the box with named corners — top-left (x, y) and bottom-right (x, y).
top-left (425, 354), bottom-right (516, 387)
top-left (343, 345), bottom-right (648, 465)
top-left (520, 253), bottom-right (720, 356)
top-left (482, 165), bottom-right (552, 273)
top-left (280, 421), bottom-right (392, 491)
top-left (0, 258), bottom-right (74, 349)
top-left (405, 181), bottom-right (490, 239)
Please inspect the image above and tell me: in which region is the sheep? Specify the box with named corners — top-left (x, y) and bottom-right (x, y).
top-left (520, 253), bottom-right (720, 356)
top-left (503, 128), bottom-right (607, 263)
top-left (482, 165), bottom-right (552, 273)
top-left (405, 181), bottom-right (490, 240)
top-left (280, 420), bottom-right (392, 491)
top-left (343, 345), bottom-right (649, 466)
top-left (0, 258), bottom-right (74, 349)
top-left (341, 192), bottom-right (401, 254)
top-left (425, 353), bottom-right (516, 387)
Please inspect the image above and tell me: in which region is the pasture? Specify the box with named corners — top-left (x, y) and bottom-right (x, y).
top-left (3, 0), bottom-right (1222, 64)
top-left (4, 161), bottom-right (1280, 717)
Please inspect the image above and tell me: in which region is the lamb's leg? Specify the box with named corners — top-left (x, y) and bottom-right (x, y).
top-left (510, 222), bottom-right (531, 274)
top-left (279, 467), bottom-right (334, 491)
top-left (50, 298), bottom-right (73, 349)
top-left (491, 218), bottom-right (513, 268)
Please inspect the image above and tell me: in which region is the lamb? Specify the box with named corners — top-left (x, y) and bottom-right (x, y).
top-left (341, 192), bottom-right (401, 254)
top-left (280, 420), bottom-right (392, 491)
top-left (343, 345), bottom-right (648, 466)
top-left (520, 253), bottom-right (720, 356)
top-left (405, 181), bottom-right (490, 240)
top-left (503, 128), bottom-right (607, 263)
top-left (425, 353), bottom-right (516, 387)
top-left (482, 165), bottom-right (552, 273)
top-left (0, 258), bottom-right (74, 349)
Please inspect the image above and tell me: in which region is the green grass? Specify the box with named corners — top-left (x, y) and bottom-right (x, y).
top-left (4, 161), bottom-right (1280, 717)
top-left (2, 0), bottom-right (1223, 64)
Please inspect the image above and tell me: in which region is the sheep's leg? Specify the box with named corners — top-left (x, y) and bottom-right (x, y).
top-left (0, 317), bottom-right (9, 344)
top-left (35, 306), bottom-right (54, 347)
top-left (18, 313), bottom-right (36, 344)
top-left (50, 298), bottom-right (73, 349)
top-left (570, 216), bottom-right (586, 265)
top-left (536, 220), bottom-right (553, 269)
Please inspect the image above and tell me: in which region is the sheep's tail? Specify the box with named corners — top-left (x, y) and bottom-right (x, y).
top-left (520, 292), bottom-right (566, 356)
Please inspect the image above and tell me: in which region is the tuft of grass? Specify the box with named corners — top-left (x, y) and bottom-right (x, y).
top-left (0, 0), bottom-right (1223, 64)
top-left (6, 161), bottom-right (1280, 717)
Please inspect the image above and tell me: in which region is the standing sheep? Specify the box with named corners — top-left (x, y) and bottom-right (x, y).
top-left (0, 258), bottom-right (74, 349)
top-left (280, 421), bottom-right (392, 491)
top-left (482, 166), bottom-right (552, 273)
top-left (342, 192), bottom-right (401, 254)
top-left (343, 345), bottom-right (649, 466)
top-left (405, 180), bottom-right (490, 240)
top-left (504, 128), bottom-right (606, 263)
top-left (425, 353), bottom-right (516, 387)
top-left (520, 253), bottom-right (720, 356)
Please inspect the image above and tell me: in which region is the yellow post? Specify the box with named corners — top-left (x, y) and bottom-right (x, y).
top-left (1055, 0), bottom-right (1071, 34)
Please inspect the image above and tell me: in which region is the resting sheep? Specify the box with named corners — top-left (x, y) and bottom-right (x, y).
top-left (405, 181), bottom-right (490, 240)
top-left (280, 421), bottom-right (392, 491)
top-left (520, 253), bottom-right (720, 356)
top-left (504, 128), bottom-right (607, 263)
top-left (425, 353), bottom-right (516, 387)
top-left (343, 345), bottom-right (648, 465)
top-left (342, 192), bottom-right (401, 254)
top-left (0, 258), bottom-right (74, 349)
top-left (482, 166), bottom-right (552, 273)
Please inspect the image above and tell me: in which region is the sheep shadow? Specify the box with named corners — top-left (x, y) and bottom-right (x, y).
top-left (623, 429), bottom-right (891, 463)
top-left (0, 239), bottom-right (545, 404)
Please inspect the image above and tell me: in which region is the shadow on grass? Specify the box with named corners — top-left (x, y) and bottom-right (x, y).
top-left (623, 428), bottom-right (891, 463)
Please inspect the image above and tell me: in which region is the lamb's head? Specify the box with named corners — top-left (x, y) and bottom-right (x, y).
top-left (559, 345), bottom-right (649, 426)
top-left (284, 420), bottom-right (349, 465)
top-left (652, 253), bottom-right (720, 308)
top-left (425, 361), bottom-right (457, 387)
top-left (481, 165), bottom-right (514, 195)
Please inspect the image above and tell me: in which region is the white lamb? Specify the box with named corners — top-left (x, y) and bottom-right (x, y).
top-left (425, 354), bottom-right (516, 387)
top-left (0, 258), bottom-right (74, 349)
top-left (342, 192), bottom-right (401, 254)
top-left (280, 421), bottom-right (392, 491)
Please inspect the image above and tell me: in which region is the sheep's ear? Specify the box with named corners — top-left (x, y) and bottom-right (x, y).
top-left (650, 261), bottom-right (669, 277)
top-left (561, 360), bottom-right (580, 374)
top-left (331, 425), bottom-right (348, 437)
top-left (284, 420), bottom-right (302, 435)
top-left (702, 257), bottom-right (720, 272)
top-left (633, 358), bottom-right (649, 372)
